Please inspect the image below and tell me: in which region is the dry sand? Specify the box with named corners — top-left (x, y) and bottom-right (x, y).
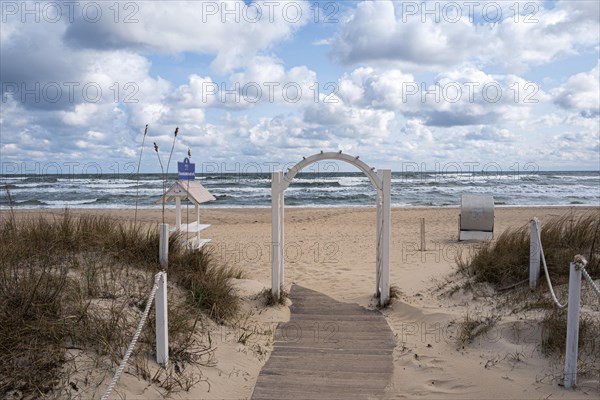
top-left (12, 206), bottom-right (599, 399)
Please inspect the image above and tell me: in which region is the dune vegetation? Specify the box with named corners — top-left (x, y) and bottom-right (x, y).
top-left (0, 210), bottom-right (242, 398)
top-left (455, 212), bottom-right (600, 383)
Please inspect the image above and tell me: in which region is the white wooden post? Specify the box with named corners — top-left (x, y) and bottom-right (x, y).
top-left (156, 272), bottom-right (169, 366)
top-left (271, 172), bottom-right (282, 299)
top-left (175, 197), bottom-right (181, 230)
top-left (420, 218), bottom-right (425, 252)
top-left (380, 169), bottom-right (391, 306)
top-left (279, 190), bottom-right (285, 292)
top-left (195, 203), bottom-right (199, 224)
top-left (564, 260), bottom-right (582, 389)
top-left (376, 187), bottom-right (382, 297)
top-left (529, 218), bottom-right (540, 289)
top-left (159, 223), bottom-right (169, 268)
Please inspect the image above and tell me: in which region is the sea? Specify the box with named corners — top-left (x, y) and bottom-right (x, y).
top-left (1, 171), bottom-right (599, 209)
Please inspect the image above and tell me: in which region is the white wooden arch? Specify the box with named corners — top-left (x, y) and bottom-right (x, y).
top-left (271, 151), bottom-right (391, 306)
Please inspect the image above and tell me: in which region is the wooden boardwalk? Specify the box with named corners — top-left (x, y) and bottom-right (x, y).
top-left (251, 285), bottom-right (395, 400)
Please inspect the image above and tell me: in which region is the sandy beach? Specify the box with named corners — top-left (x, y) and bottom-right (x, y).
top-left (10, 205), bottom-right (598, 399)
top-left (4, 1), bottom-right (599, 398)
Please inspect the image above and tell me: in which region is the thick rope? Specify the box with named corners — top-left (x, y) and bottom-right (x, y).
top-left (101, 272), bottom-right (164, 400)
top-left (581, 266), bottom-right (600, 299)
top-left (534, 219), bottom-right (567, 308)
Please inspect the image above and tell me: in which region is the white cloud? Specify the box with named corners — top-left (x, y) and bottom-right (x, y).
top-left (304, 95), bottom-right (396, 139)
top-left (412, 68), bottom-right (546, 126)
top-left (331, 1), bottom-right (482, 70)
top-left (1, 0), bottom-right (598, 171)
top-left (546, 131), bottom-right (600, 161)
top-left (3, 143), bottom-right (18, 151)
top-left (553, 62), bottom-right (600, 116)
top-left (170, 75), bottom-right (218, 109)
top-left (229, 56), bottom-right (319, 106)
top-left (62, 1), bottom-right (310, 72)
top-left (168, 57), bottom-right (320, 109)
top-left (86, 130), bottom-right (106, 140)
top-left (401, 119), bottom-right (433, 142)
top-left (61, 103), bottom-right (98, 126)
top-left (75, 140), bottom-right (90, 149)
top-left (327, 65), bottom-right (544, 128)
top-left (336, 67), bottom-right (416, 110)
top-left (118, 147), bottom-right (137, 158)
top-left (330, 0), bottom-right (599, 74)
top-left (464, 126), bottom-right (514, 142)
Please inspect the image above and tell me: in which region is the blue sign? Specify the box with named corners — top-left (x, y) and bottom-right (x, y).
top-left (177, 157), bottom-right (195, 180)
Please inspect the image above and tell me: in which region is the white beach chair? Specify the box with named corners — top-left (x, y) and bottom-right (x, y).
top-left (458, 194), bottom-right (494, 241)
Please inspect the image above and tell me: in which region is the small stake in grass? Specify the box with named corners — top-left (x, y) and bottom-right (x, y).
top-left (420, 218), bottom-right (425, 252)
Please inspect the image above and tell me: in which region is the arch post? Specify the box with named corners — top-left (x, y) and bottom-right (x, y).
top-left (279, 181), bottom-right (285, 292)
top-left (376, 182), bottom-right (382, 298)
top-left (379, 169), bottom-right (391, 306)
top-left (271, 172), bottom-right (284, 299)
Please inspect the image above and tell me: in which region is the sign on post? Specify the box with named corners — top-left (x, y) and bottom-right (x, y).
top-left (177, 157), bottom-right (195, 180)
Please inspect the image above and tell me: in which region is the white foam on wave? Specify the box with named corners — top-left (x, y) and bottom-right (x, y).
top-left (43, 199), bottom-right (98, 205)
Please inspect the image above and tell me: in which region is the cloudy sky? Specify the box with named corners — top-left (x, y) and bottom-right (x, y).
top-left (1, 0), bottom-right (599, 174)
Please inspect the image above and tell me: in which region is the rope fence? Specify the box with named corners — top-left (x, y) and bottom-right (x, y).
top-left (530, 218), bottom-right (567, 308)
top-left (581, 265), bottom-right (600, 299)
top-left (529, 218), bottom-right (599, 389)
top-left (101, 271), bottom-right (168, 400)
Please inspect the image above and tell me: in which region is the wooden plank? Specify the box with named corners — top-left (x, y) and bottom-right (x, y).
top-left (252, 387), bottom-right (371, 400)
top-left (270, 347), bottom-right (393, 356)
top-left (254, 377), bottom-right (389, 390)
top-left (170, 222), bottom-right (210, 233)
top-left (259, 360), bottom-right (391, 373)
top-left (251, 284), bottom-right (395, 399)
top-left (259, 368), bottom-right (392, 379)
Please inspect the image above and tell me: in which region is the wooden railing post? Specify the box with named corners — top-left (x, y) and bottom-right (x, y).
top-left (159, 223), bottom-right (169, 268)
top-left (156, 273), bottom-right (169, 366)
top-left (529, 218), bottom-right (540, 289)
top-left (564, 260), bottom-right (582, 389)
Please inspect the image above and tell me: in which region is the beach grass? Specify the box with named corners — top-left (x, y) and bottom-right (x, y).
top-left (170, 247), bottom-right (243, 322)
top-left (457, 212), bottom-right (600, 288)
top-left (258, 288), bottom-right (288, 306)
top-left (455, 211), bottom-right (600, 380)
top-left (0, 210), bottom-right (241, 398)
